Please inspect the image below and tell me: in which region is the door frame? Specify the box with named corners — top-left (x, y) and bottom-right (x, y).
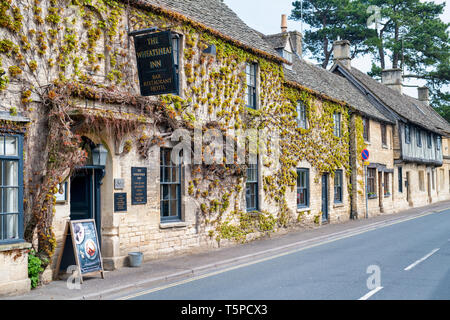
top-left (70, 165), bottom-right (105, 246)
top-left (321, 173), bottom-right (329, 223)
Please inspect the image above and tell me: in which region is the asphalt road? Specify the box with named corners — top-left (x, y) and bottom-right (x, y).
top-left (118, 208), bottom-right (450, 300)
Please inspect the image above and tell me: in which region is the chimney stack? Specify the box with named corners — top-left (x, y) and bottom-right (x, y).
top-left (332, 40), bottom-right (351, 69)
top-left (289, 31), bottom-right (302, 57)
top-left (281, 14), bottom-right (287, 33)
top-left (418, 86), bottom-right (429, 105)
top-left (381, 68), bottom-right (403, 94)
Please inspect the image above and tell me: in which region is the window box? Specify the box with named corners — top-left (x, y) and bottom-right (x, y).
top-left (367, 192), bottom-right (377, 199)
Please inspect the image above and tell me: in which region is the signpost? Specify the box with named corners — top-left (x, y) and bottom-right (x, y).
top-left (361, 149), bottom-right (370, 219)
top-left (133, 30), bottom-right (177, 96)
top-left (55, 219), bottom-right (104, 283)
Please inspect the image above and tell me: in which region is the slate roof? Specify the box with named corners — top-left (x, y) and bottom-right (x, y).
top-left (264, 33), bottom-right (291, 49)
top-left (343, 65), bottom-right (450, 135)
top-left (283, 54), bottom-right (394, 123)
top-left (125, 0), bottom-right (284, 63)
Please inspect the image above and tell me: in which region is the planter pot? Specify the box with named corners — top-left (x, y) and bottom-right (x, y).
top-left (128, 252), bottom-right (143, 267)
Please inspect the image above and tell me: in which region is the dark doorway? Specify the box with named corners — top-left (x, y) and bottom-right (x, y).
top-left (70, 169), bottom-right (93, 221)
top-left (70, 168), bottom-right (103, 241)
top-left (406, 171), bottom-right (411, 206)
top-left (378, 171), bottom-right (384, 212)
top-left (321, 174), bottom-right (329, 223)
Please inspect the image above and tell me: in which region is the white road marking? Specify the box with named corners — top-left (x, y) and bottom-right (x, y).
top-left (404, 248), bottom-right (440, 271)
top-left (358, 286), bottom-right (383, 300)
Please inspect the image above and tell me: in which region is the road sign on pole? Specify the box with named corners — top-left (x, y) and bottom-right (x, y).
top-left (361, 149), bottom-right (370, 161)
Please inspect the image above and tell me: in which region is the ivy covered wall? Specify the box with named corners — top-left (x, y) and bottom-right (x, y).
top-left (0, 0), bottom-right (357, 271)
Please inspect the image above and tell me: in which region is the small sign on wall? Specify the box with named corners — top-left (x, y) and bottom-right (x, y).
top-left (114, 193), bottom-right (127, 212)
top-left (114, 178), bottom-right (125, 190)
top-left (131, 167), bottom-right (147, 205)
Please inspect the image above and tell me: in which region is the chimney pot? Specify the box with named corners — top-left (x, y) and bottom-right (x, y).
top-left (281, 14), bottom-right (287, 33)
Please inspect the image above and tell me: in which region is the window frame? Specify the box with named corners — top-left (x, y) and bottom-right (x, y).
top-left (384, 172), bottom-right (390, 196)
top-left (416, 127), bottom-right (422, 148)
top-left (160, 148), bottom-right (182, 222)
top-left (398, 167), bottom-right (403, 193)
top-left (362, 117), bottom-right (370, 142)
top-left (296, 168), bottom-right (310, 208)
top-left (246, 161), bottom-right (259, 212)
top-left (245, 62), bottom-right (258, 110)
top-left (367, 168), bottom-right (377, 198)
top-left (427, 133), bottom-right (432, 149)
top-left (333, 112), bottom-right (341, 138)
top-left (436, 136), bottom-right (441, 151)
top-left (296, 101), bottom-right (307, 129)
top-left (381, 123), bottom-right (387, 146)
top-left (334, 170), bottom-right (343, 203)
top-left (405, 124), bottom-right (411, 144)
top-left (0, 133), bottom-right (24, 244)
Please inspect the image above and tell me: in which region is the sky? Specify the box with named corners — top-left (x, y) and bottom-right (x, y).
top-left (223, 0), bottom-right (450, 99)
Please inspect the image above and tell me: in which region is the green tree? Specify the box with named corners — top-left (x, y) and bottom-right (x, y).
top-left (290, 0), bottom-right (375, 68)
top-left (291, 0), bottom-right (449, 116)
top-left (366, 0), bottom-right (449, 116)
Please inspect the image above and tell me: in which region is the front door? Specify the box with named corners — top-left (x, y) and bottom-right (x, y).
top-left (321, 174), bottom-right (328, 223)
top-left (70, 169), bottom-right (93, 221)
top-left (70, 168), bottom-right (102, 242)
top-left (427, 172), bottom-right (432, 203)
top-left (378, 171), bottom-right (384, 212)
top-left (406, 171), bottom-right (411, 206)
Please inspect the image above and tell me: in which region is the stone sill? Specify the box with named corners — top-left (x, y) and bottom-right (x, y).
top-left (296, 207), bottom-right (310, 213)
top-left (333, 202), bottom-right (345, 208)
top-left (0, 242), bottom-right (32, 253)
top-left (159, 221), bottom-right (188, 229)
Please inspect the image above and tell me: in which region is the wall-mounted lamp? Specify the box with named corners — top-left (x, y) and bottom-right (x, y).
top-left (92, 143), bottom-right (108, 166)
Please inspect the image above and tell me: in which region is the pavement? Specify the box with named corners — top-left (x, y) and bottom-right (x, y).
top-left (4, 200), bottom-right (450, 300)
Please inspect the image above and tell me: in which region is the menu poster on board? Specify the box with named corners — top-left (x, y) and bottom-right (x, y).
top-left (72, 220), bottom-right (103, 275)
top-left (131, 167), bottom-right (147, 205)
top-left (55, 219), bottom-right (104, 283)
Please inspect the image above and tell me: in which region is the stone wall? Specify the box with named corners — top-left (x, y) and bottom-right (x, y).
top-left (0, 243), bottom-right (31, 296)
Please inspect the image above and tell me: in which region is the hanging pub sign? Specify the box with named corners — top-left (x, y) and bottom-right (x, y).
top-left (133, 30), bottom-right (177, 96)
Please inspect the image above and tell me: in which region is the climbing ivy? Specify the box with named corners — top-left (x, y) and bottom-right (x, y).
top-left (0, 0), bottom-right (362, 268)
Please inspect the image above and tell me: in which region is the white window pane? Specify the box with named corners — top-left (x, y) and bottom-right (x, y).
top-left (4, 161), bottom-right (18, 186)
top-left (5, 188), bottom-right (18, 212)
top-left (6, 214), bottom-right (18, 239)
top-left (0, 137), bottom-right (4, 155)
top-left (5, 136), bottom-right (17, 156)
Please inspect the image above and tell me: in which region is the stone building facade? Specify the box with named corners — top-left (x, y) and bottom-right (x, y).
top-left (0, 0), bottom-right (449, 297)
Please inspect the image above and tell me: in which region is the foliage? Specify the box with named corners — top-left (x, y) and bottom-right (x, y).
top-left (290, 0), bottom-right (375, 68)
top-left (28, 250), bottom-right (46, 289)
top-left (291, 0), bottom-right (450, 109)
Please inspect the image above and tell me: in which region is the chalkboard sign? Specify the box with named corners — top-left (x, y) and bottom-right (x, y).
top-left (55, 219), bottom-right (104, 283)
top-left (133, 31), bottom-right (177, 96)
top-left (131, 167), bottom-right (147, 205)
top-left (114, 192), bottom-right (127, 212)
